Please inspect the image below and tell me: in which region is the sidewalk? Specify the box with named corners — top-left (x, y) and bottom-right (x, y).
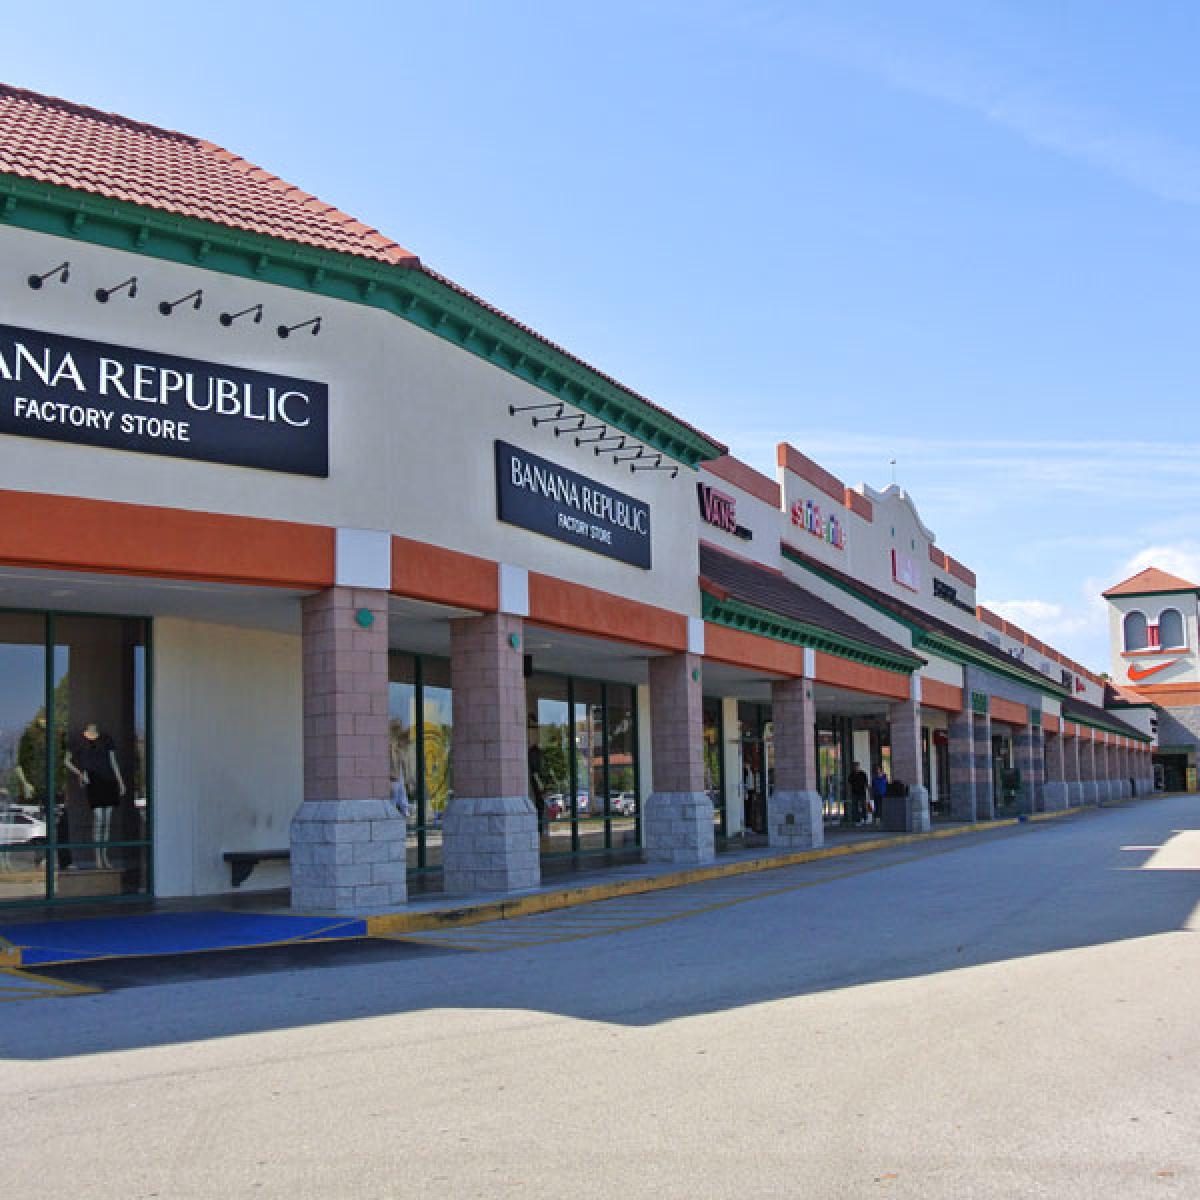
top-left (0, 809), bottom-right (1081, 970)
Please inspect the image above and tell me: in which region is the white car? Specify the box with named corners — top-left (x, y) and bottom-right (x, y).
top-left (610, 792), bottom-right (638, 816)
top-left (0, 807), bottom-right (47, 845)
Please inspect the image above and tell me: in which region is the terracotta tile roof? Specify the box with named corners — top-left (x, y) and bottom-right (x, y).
top-left (0, 83), bottom-right (726, 458)
top-left (1103, 566), bottom-right (1200, 598)
top-left (0, 83), bottom-right (419, 266)
top-left (699, 543), bottom-right (922, 666)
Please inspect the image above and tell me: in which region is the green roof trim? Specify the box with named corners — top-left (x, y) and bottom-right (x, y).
top-left (779, 543), bottom-right (1071, 699)
top-left (1067, 710), bottom-right (1152, 743)
top-left (0, 173), bottom-right (723, 468)
top-left (701, 591), bottom-right (923, 675)
top-left (1105, 587), bottom-right (1200, 600)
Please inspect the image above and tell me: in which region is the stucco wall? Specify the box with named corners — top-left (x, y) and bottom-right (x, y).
top-left (0, 226), bottom-right (700, 616)
top-left (152, 617), bottom-right (302, 896)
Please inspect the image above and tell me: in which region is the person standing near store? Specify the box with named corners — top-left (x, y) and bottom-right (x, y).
top-left (872, 764), bottom-right (889, 823)
top-left (847, 761), bottom-right (869, 825)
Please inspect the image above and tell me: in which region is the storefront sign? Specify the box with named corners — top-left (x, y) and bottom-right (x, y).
top-left (495, 440), bottom-right (652, 568)
top-left (892, 549), bottom-right (920, 593)
top-left (0, 323), bottom-right (328, 476)
top-left (696, 482), bottom-right (751, 540)
top-left (933, 577), bottom-right (975, 613)
top-left (790, 498), bottom-right (846, 550)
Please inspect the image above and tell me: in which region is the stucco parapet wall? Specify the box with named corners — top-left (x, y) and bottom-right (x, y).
top-left (0, 173), bottom-right (724, 468)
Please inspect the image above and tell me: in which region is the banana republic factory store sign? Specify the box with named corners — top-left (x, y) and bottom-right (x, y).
top-left (496, 439), bottom-right (652, 568)
top-left (0, 324), bottom-right (329, 476)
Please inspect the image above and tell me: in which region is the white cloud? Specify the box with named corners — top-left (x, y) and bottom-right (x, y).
top-left (1116, 543), bottom-right (1200, 588)
top-left (980, 598), bottom-right (1098, 643)
top-left (717, 5), bottom-right (1200, 207)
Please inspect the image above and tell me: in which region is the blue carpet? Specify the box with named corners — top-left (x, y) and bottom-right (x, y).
top-left (0, 911), bottom-right (367, 966)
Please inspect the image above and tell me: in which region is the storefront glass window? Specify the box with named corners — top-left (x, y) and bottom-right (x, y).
top-left (527, 672), bottom-right (639, 861)
top-left (387, 653), bottom-right (452, 874)
top-left (702, 698), bottom-right (725, 838)
top-left (0, 611), bottom-right (150, 906)
top-left (0, 614), bottom-right (49, 902)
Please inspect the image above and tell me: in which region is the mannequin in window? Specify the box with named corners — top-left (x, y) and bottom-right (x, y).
top-left (64, 721), bottom-right (125, 869)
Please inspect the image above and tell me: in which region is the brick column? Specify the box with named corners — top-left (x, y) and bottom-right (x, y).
top-left (889, 690), bottom-right (930, 832)
top-left (291, 587), bottom-right (406, 913)
top-left (443, 613), bottom-right (539, 895)
top-left (973, 708), bottom-right (995, 820)
top-left (1081, 734), bottom-right (1099, 805)
top-left (1098, 740), bottom-right (1114, 804)
top-left (1064, 728), bottom-right (1083, 807)
top-left (769, 677), bottom-right (822, 849)
top-left (1043, 727), bottom-right (1068, 812)
top-left (644, 653), bottom-right (714, 864)
top-left (947, 709), bottom-right (975, 823)
top-left (1014, 719), bottom-right (1042, 815)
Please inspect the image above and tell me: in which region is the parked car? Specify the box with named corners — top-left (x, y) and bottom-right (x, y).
top-left (610, 792), bottom-right (637, 816)
top-left (0, 807), bottom-right (47, 846)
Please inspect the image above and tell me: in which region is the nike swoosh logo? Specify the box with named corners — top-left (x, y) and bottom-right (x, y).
top-left (1128, 659), bottom-right (1180, 682)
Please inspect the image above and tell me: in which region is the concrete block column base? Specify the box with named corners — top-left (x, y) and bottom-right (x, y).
top-left (1081, 781), bottom-right (1100, 805)
top-left (290, 798), bottom-right (407, 913)
top-left (1042, 782), bottom-right (1069, 813)
top-left (905, 785), bottom-right (931, 833)
top-left (768, 790), bottom-right (824, 850)
top-left (644, 791), bottom-right (715, 864)
top-left (442, 796), bottom-right (540, 895)
top-left (1119, 780), bottom-right (1133, 799)
top-left (1067, 782), bottom-right (1085, 807)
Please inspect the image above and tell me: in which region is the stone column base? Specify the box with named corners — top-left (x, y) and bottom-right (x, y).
top-left (442, 796), bottom-right (540, 895)
top-left (976, 791), bottom-right (996, 822)
top-left (905, 785), bottom-right (931, 833)
top-left (948, 784), bottom-right (977, 824)
top-left (1067, 782), bottom-right (1084, 807)
top-left (1081, 781), bottom-right (1099, 805)
top-left (1042, 782), bottom-right (1069, 813)
top-left (290, 798), bottom-right (407, 913)
top-left (768, 790), bottom-right (823, 850)
top-left (644, 791), bottom-right (715, 864)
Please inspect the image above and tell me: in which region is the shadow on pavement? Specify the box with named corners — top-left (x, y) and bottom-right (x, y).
top-left (3, 794), bottom-right (1198, 1060)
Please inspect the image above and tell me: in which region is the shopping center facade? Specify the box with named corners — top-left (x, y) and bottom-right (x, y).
top-left (0, 84), bottom-right (1155, 912)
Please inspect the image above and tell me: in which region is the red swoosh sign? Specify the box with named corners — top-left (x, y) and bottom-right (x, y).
top-left (1128, 659), bottom-right (1180, 683)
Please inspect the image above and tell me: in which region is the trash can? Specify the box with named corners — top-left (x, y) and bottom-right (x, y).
top-left (882, 780), bottom-right (909, 832)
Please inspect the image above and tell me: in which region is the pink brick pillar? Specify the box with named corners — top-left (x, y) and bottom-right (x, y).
top-left (1043, 729), bottom-right (1068, 811)
top-left (769, 678), bottom-right (822, 849)
top-left (1065, 731), bottom-right (1083, 807)
top-left (291, 587), bottom-right (406, 913)
top-left (443, 614), bottom-right (539, 894)
top-left (644, 653), bottom-right (714, 863)
top-left (888, 692), bottom-right (930, 832)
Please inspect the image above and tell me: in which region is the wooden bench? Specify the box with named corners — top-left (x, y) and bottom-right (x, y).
top-left (223, 848), bottom-right (289, 888)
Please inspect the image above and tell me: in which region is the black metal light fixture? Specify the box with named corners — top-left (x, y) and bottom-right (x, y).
top-left (508, 402), bottom-right (563, 417)
top-left (613, 447), bottom-right (652, 464)
top-left (95, 276), bottom-right (138, 302)
top-left (27, 261), bottom-right (70, 289)
top-left (631, 454), bottom-right (679, 479)
top-left (587, 435), bottom-right (628, 455)
top-left (158, 288), bottom-right (203, 316)
top-left (277, 316), bottom-right (321, 338)
top-left (219, 303), bottom-right (264, 327)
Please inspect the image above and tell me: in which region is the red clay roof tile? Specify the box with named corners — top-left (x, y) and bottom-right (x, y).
top-left (1103, 566), bottom-right (1200, 597)
top-left (0, 83), bottom-right (419, 266)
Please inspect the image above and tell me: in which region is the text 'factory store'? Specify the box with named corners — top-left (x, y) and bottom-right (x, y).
top-left (0, 84), bottom-right (1154, 913)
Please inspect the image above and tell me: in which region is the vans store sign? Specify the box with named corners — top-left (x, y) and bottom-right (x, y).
top-left (0, 324), bottom-right (328, 476)
top-left (496, 440), bottom-right (651, 568)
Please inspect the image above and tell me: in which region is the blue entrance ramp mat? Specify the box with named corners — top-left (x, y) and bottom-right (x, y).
top-left (0, 911), bottom-right (367, 967)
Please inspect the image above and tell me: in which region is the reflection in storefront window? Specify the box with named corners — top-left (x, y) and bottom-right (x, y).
top-left (0, 612), bottom-right (149, 906)
top-left (702, 699), bottom-right (725, 838)
top-left (527, 673), bottom-right (639, 859)
top-left (388, 653), bottom-right (454, 874)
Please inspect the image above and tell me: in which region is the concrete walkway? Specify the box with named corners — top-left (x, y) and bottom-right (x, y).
top-left (0, 806), bottom-right (1103, 968)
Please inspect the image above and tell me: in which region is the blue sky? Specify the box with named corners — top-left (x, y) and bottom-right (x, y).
top-left (8, 1), bottom-right (1200, 669)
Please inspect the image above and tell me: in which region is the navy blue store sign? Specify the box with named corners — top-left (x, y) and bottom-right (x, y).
top-left (495, 440), bottom-right (652, 569)
top-left (0, 323), bottom-right (329, 476)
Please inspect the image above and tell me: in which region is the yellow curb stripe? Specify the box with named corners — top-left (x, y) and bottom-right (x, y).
top-left (367, 818), bottom-right (1040, 938)
top-left (0, 966), bottom-right (99, 998)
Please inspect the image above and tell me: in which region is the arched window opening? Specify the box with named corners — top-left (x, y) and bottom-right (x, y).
top-left (1159, 608), bottom-right (1185, 649)
top-left (1124, 610), bottom-right (1149, 651)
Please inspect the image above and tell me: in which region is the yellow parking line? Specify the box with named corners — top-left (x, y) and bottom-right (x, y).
top-left (0, 966), bottom-right (99, 999)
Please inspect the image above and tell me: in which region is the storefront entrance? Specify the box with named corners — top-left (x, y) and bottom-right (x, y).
top-left (0, 611), bottom-right (150, 905)
top-left (527, 672), bottom-right (639, 862)
top-left (738, 702), bottom-right (772, 836)
top-left (992, 731), bottom-right (1019, 815)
